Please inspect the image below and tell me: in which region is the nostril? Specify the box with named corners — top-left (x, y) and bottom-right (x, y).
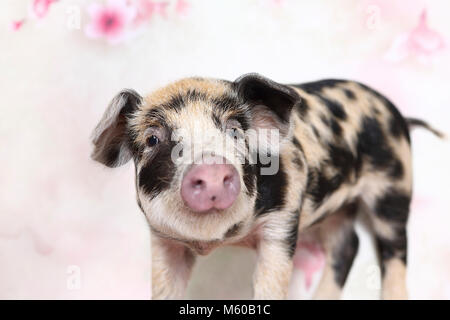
top-left (211, 195), bottom-right (216, 201)
top-left (223, 175), bottom-right (232, 186)
top-left (192, 179), bottom-right (205, 189)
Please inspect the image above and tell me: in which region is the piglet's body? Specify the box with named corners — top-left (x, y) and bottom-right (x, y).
top-left (91, 73), bottom-right (441, 300)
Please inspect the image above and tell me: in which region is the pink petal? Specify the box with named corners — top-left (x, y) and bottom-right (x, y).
top-left (106, 0), bottom-right (137, 23)
top-left (175, 0), bottom-right (190, 15)
top-left (9, 19), bottom-right (25, 31)
top-left (136, 0), bottom-right (156, 21)
top-left (134, 0), bottom-right (167, 23)
top-left (154, 2), bottom-right (169, 18)
top-left (84, 0), bottom-right (136, 44)
top-left (384, 9), bottom-right (446, 63)
top-left (30, 0), bottom-right (58, 19)
top-left (408, 10), bottom-right (445, 55)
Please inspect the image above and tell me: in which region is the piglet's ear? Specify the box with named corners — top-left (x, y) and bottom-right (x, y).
top-left (91, 89), bottom-right (142, 168)
top-left (234, 73), bottom-right (301, 134)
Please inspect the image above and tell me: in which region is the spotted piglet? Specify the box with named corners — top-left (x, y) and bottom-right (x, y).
top-left (91, 73), bottom-right (442, 299)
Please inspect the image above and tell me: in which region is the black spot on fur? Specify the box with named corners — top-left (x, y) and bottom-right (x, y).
top-left (312, 126), bottom-right (320, 139)
top-left (127, 133), bottom-right (145, 159)
top-left (224, 222), bottom-right (243, 238)
top-left (343, 88), bottom-right (356, 100)
top-left (358, 83), bottom-right (410, 143)
top-left (292, 153), bottom-right (303, 170)
top-left (138, 141), bottom-right (176, 199)
top-left (254, 157), bottom-right (287, 215)
top-left (376, 228), bottom-right (407, 275)
top-left (154, 90), bottom-right (233, 115)
top-left (321, 115), bottom-right (330, 126)
top-left (186, 89), bottom-right (208, 102)
top-left (305, 168), bottom-right (343, 207)
top-left (292, 136), bottom-right (303, 151)
top-left (333, 228), bottom-right (359, 287)
top-left (242, 162), bottom-right (256, 196)
top-left (294, 80), bottom-right (348, 120)
top-left (294, 79), bottom-right (347, 94)
top-left (330, 119), bottom-right (342, 136)
top-left (329, 202), bottom-right (359, 287)
top-left (210, 94), bottom-right (251, 131)
top-left (295, 97), bottom-right (310, 118)
top-left (162, 93), bottom-right (185, 111)
top-left (318, 95), bottom-right (347, 120)
top-left (228, 111), bottom-right (251, 131)
top-left (328, 143), bottom-right (355, 179)
top-left (384, 103), bottom-right (409, 142)
top-left (356, 116), bottom-right (395, 169)
top-left (211, 94), bottom-right (242, 112)
top-left (389, 115), bottom-right (403, 138)
top-left (355, 116), bottom-right (406, 179)
top-left (375, 189), bottom-right (410, 224)
top-left (285, 213), bottom-right (300, 258)
top-left (319, 115), bottom-right (342, 137)
top-left (305, 144), bottom-right (356, 207)
top-left (389, 159), bottom-right (404, 179)
top-left (145, 108), bottom-right (167, 122)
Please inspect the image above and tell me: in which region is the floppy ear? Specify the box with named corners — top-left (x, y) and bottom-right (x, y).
top-left (91, 89), bottom-right (142, 168)
top-left (234, 73), bottom-right (301, 135)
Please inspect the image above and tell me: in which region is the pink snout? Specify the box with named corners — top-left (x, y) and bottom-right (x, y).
top-left (181, 157), bottom-right (241, 213)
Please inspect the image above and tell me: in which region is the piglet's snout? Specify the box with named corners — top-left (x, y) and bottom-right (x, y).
top-left (181, 157), bottom-right (240, 213)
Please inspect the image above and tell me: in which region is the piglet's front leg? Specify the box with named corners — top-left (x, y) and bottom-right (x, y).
top-left (151, 234), bottom-right (195, 300)
top-left (252, 214), bottom-right (297, 299)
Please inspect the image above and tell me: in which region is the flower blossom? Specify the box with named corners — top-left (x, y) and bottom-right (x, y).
top-left (30, 0), bottom-right (58, 19)
top-left (385, 9), bottom-right (446, 63)
top-left (85, 0), bottom-right (137, 45)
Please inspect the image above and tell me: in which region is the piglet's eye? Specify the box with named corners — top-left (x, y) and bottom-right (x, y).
top-left (146, 135), bottom-right (160, 147)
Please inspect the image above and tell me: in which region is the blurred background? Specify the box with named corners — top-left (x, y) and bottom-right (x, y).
top-left (0, 0), bottom-right (449, 299)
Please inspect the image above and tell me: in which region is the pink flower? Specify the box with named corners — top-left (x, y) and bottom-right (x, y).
top-left (135, 0), bottom-right (156, 24)
top-left (293, 241), bottom-right (325, 290)
top-left (385, 9), bottom-right (446, 63)
top-left (175, 0), bottom-right (190, 16)
top-left (152, 1), bottom-right (169, 18)
top-left (9, 19), bottom-right (25, 31)
top-left (85, 0), bottom-right (137, 45)
top-left (30, 0), bottom-right (58, 19)
top-left (135, 0), bottom-right (155, 23)
top-left (135, 0), bottom-right (169, 24)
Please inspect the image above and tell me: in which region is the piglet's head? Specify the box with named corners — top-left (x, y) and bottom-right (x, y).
top-left (91, 74), bottom-right (301, 243)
